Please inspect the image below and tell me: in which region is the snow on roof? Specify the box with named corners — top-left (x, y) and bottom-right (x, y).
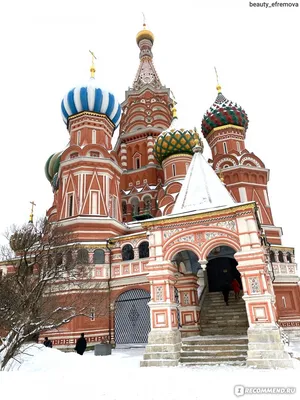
top-left (172, 145), bottom-right (235, 215)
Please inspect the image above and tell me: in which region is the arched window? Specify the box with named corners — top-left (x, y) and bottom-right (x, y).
top-left (131, 198), bottom-right (140, 216)
top-left (122, 244), bottom-right (134, 261)
top-left (122, 201), bottom-right (127, 215)
top-left (278, 251), bottom-right (284, 263)
top-left (143, 196), bottom-right (151, 212)
top-left (138, 241), bottom-right (149, 259)
top-left (66, 250), bottom-right (73, 264)
top-left (56, 253), bottom-right (63, 266)
top-left (286, 252), bottom-right (292, 263)
top-left (94, 249), bottom-right (105, 264)
top-left (270, 250), bottom-right (275, 263)
top-left (77, 249), bottom-right (89, 264)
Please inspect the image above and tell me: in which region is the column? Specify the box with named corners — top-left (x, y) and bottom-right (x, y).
top-left (147, 136), bottom-right (155, 165)
top-left (140, 260), bottom-right (181, 367)
top-left (176, 274), bottom-right (200, 337)
top-left (120, 143), bottom-right (127, 170)
top-left (235, 227), bottom-right (293, 367)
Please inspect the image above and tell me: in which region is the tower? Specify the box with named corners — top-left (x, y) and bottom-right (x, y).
top-left (114, 24), bottom-right (173, 222)
top-left (201, 83), bottom-right (282, 245)
top-left (45, 59), bottom-right (124, 239)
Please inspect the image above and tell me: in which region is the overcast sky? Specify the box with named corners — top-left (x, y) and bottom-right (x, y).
top-left (0, 0), bottom-right (299, 254)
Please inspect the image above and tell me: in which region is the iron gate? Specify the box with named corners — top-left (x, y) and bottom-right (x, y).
top-left (115, 289), bottom-right (151, 344)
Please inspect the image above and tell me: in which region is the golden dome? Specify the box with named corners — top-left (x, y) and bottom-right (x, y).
top-left (136, 24), bottom-right (154, 44)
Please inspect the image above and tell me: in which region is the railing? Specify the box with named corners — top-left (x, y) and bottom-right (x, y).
top-left (271, 263), bottom-right (297, 276)
top-left (198, 284), bottom-right (208, 312)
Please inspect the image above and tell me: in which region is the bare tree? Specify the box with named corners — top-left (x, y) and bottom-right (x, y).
top-left (0, 219), bottom-right (108, 370)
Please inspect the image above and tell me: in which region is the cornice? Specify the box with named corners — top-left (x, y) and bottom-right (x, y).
top-left (141, 202), bottom-right (256, 229)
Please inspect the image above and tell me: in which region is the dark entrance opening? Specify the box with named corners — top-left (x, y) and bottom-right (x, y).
top-left (206, 246), bottom-right (241, 292)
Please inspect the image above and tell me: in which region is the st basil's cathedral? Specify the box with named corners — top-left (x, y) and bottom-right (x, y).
top-left (32, 24), bottom-right (300, 367)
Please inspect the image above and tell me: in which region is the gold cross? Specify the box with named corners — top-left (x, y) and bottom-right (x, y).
top-left (214, 66), bottom-right (222, 93)
top-left (89, 50), bottom-right (97, 78)
top-left (29, 201), bottom-right (36, 224)
top-left (30, 201), bottom-right (36, 214)
top-left (89, 50), bottom-right (97, 65)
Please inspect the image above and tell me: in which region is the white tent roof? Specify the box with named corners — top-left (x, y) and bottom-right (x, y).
top-left (172, 145), bottom-right (235, 215)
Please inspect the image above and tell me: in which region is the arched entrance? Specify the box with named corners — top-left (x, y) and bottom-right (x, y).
top-left (206, 246), bottom-right (241, 292)
top-left (172, 250), bottom-right (200, 275)
top-left (171, 250), bottom-right (200, 335)
top-left (114, 289), bottom-right (151, 344)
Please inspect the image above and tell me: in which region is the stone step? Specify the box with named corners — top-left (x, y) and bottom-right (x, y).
top-left (180, 360), bottom-right (247, 366)
top-left (200, 329), bottom-right (248, 335)
top-left (200, 318), bottom-right (248, 323)
top-left (181, 349), bottom-right (248, 357)
top-left (200, 323), bottom-right (248, 328)
top-left (182, 344), bottom-right (248, 351)
top-left (201, 303), bottom-right (246, 308)
top-left (180, 355), bottom-right (247, 363)
top-left (182, 336), bottom-right (248, 345)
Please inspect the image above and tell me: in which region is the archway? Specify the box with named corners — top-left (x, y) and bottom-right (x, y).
top-left (171, 250), bottom-right (199, 275)
top-left (114, 289), bottom-right (151, 344)
top-left (206, 246), bottom-right (241, 292)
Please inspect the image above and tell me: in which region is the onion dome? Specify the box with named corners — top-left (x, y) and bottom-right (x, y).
top-left (45, 151), bottom-right (62, 191)
top-left (201, 86), bottom-right (249, 138)
top-left (136, 23), bottom-right (154, 45)
top-left (154, 107), bottom-right (200, 164)
top-left (61, 56), bottom-right (121, 129)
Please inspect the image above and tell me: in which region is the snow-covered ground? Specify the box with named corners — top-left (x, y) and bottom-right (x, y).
top-left (1, 344), bottom-right (300, 400)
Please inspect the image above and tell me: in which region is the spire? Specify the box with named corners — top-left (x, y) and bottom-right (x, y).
top-left (29, 201), bottom-right (36, 224)
top-left (214, 66), bottom-right (222, 93)
top-left (172, 145), bottom-right (234, 214)
top-left (133, 23), bottom-right (162, 91)
top-left (89, 50), bottom-right (97, 79)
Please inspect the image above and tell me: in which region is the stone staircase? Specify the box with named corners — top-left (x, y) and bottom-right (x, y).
top-left (180, 335), bottom-right (248, 365)
top-left (200, 291), bottom-right (249, 336)
top-left (180, 291), bottom-right (249, 366)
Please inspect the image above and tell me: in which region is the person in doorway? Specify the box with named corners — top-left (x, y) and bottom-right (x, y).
top-left (75, 333), bottom-right (87, 355)
top-left (232, 278), bottom-right (241, 300)
top-left (43, 337), bottom-right (52, 348)
top-left (221, 281), bottom-right (231, 306)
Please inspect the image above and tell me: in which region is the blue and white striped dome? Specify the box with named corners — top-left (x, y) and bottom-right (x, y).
top-left (61, 79), bottom-right (122, 128)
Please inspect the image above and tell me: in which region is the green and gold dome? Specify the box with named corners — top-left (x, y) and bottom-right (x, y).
top-left (153, 109), bottom-right (200, 164)
top-left (45, 151), bottom-right (62, 191)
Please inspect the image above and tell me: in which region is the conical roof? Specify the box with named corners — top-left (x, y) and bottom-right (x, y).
top-left (172, 144), bottom-right (235, 214)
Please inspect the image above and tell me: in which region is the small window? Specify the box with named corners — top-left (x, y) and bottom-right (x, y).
top-left (138, 241), bottom-right (149, 259)
top-left (270, 250), bottom-right (275, 263)
top-left (56, 253), bottom-right (63, 266)
top-left (172, 164), bottom-right (176, 176)
top-left (136, 158), bottom-right (140, 169)
top-left (70, 152), bottom-right (79, 159)
top-left (77, 249), bottom-right (89, 264)
top-left (214, 146), bottom-right (217, 155)
top-left (286, 252), bottom-right (292, 263)
top-left (67, 193), bottom-right (74, 217)
top-left (223, 142), bottom-right (228, 154)
top-left (278, 251), bottom-right (284, 263)
top-left (90, 151), bottom-right (100, 157)
top-left (94, 249), bottom-right (105, 264)
top-left (90, 307), bottom-right (95, 321)
top-left (122, 244), bottom-right (134, 261)
top-left (77, 131), bottom-right (81, 145)
top-left (236, 141), bottom-right (241, 153)
top-left (122, 201), bottom-right (127, 215)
